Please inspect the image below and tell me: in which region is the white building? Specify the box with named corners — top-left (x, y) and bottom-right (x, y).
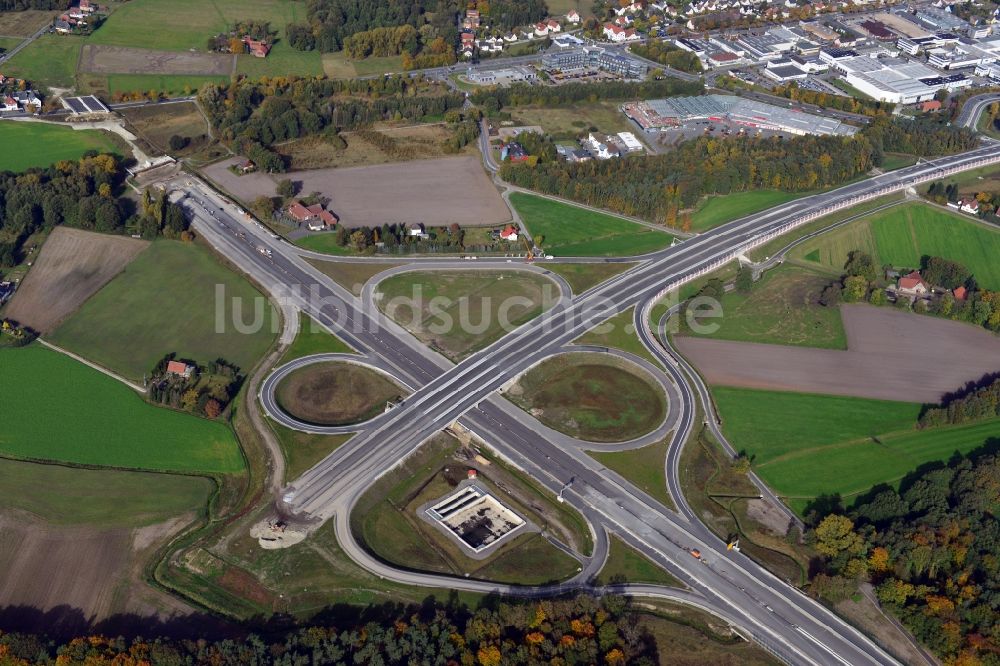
top-left (617, 131), bottom-right (644, 152)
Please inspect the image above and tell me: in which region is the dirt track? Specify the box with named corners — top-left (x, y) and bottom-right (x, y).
top-left (676, 305), bottom-right (1000, 403)
top-left (204, 155), bottom-right (511, 228)
top-left (4, 227), bottom-right (148, 333)
top-left (80, 45), bottom-right (234, 76)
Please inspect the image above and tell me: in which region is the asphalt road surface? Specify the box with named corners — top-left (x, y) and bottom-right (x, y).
top-left (178, 141), bottom-right (1000, 665)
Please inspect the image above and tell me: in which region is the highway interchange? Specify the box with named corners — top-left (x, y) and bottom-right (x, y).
top-left (177, 102), bottom-right (1000, 663)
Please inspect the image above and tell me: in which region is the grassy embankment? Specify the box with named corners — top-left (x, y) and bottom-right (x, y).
top-left (0, 122), bottom-right (121, 173)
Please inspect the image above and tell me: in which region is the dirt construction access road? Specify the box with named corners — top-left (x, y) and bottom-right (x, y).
top-left (676, 304), bottom-right (1000, 403)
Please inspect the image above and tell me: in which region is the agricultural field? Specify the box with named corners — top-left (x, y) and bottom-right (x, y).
top-left (0, 34), bottom-right (81, 88)
top-left (356, 435), bottom-right (581, 585)
top-left (275, 361), bottom-right (405, 426)
top-left (0, 122), bottom-right (122, 174)
top-left (0, 345), bottom-right (244, 473)
top-left (82, 72), bottom-right (230, 98)
top-left (677, 304), bottom-right (1000, 403)
top-left (376, 269), bottom-right (556, 360)
top-left (0, 9), bottom-right (56, 37)
top-left (508, 353), bottom-right (667, 442)
top-left (322, 53), bottom-right (402, 79)
top-left (118, 101), bottom-right (211, 155)
top-left (712, 386), bottom-right (1000, 511)
top-left (792, 201), bottom-right (1000, 289)
top-left (0, 458), bottom-right (212, 631)
top-left (0, 36), bottom-right (20, 52)
top-left (677, 265), bottom-right (847, 349)
top-left (511, 193), bottom-right (674, 257)
top-left (689, 190), bottom-right (800, 232)
top-left (49, 240), bottom-right (277, 381)
top-left (3, 227), bottom-right (148, 333)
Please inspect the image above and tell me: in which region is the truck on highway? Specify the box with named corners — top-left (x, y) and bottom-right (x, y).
top-left (689, 549), bottom-right (701, 559)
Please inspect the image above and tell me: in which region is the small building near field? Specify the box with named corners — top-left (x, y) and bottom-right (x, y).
top-left (897, 271), bottom-right (929, 297)
top-left (288, 200), bottom-right (338, 229)
top-left (166, 360), bottom-right (194, 378)
top-left (953, 285), bottom-right (967, 301)
top-left (499, 225), bottom-right (519, 241)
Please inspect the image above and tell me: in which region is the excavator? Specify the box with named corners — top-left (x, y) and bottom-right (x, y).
top-left (521, 235), bottom-right (534, 261)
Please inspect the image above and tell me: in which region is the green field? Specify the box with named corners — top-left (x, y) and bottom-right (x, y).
top-left (0, 457), bottom-right (212, 526)
top-left (589, 436), bottom-right (674, 510)
top-left (322, 53), bottom-right (402, 78)
top-left (510, 193), bottom-right (674, 257)
top-left (510, 354), bottom-right (666, 442)
top-left (0, 34), bottom-right (81, 87)
top-left (544, 262), bottom-right (634, 294)
top-left (0, 36), bottom-right (21, 52)
top-left (50, 241), bottom-right (277, 381)
top-left (794, 202), bottom-right (1000, 289)
top-left (100, 73), bottom-right (230, 97)
top-left (270, 423), bottom-right (351, 482)
top-left (680, 265), bottom-right (847, 349)
top-left (0, 122), bottom-right (121, 173)
top-left (0, 346), bottom-right (244, 473)
top-left (690, 191), bottom-right (800, 232)
top-left (575, 306), bottom-right (662, 368)
top-left (713, 386), bottom-right (1000, 507)
top-left (881, 152), bottom-right (918, 171)
top-left (278, 312), bottom-right (355, 365)
top-left (88, 0), bottom-right (321, 77)
top-left (593, 536), bottom-right (681, 587)
top-left (376, 270), bottom-right (555, 360)
top-left (293, 234), bottom-right (354, 256)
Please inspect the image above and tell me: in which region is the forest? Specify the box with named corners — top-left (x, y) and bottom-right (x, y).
top-left (286, 0), bottom-right (462, 53)
top-left (500, 118), bottom-right (978, 225)
top-left (197, 76), bottom-right (465, 172)
top-left (0, 594), bottom-right (659, 665)
top-left (809, 450), bottom-right (1000, 664)
top-left (0, 155), bottom-right (187, 267)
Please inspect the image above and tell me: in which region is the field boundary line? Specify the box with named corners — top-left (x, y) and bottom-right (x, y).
top-left (36, 338), bottom-right (146, 393)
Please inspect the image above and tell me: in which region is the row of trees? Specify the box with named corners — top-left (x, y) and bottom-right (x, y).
top-left (148, 353), bottom-right (241, 419)
top-left (0, 0), bottom-right (69, 9)
top-left (629, 40), bottom-right (703, 74)
top-left (0, 594), bottom-right (658, 665)
top-left (920, 377), bottom-right (1000, 428)
top-left (499, 118), bottom-right (978, 225)
top-left (769, 81), bottom-right (895, 118)
top-left (808, 451), bottom-right (1000, 664)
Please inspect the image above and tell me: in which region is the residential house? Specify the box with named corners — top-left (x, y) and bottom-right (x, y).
top-left (500, 141), bottom-right (529, 163)
top-left (463, 9), bottom-right (480, 29)
top-left (535, 22), bottom-right (551, 37)
top-left (953, 285), bottom-right (967, 301)
top-left (614, 15), bottom-right (633, 27)
top-left (287, 201), bottom-right (314, 224)
top-left (79, 0), bottom-right (96, 12)
top-left (603, 23), bottom-right (639, 42)
top-left (499, 225), bottom-right (519, 241)
top-left (166, 360), bottom-right (194, 378)
top-left (897, 271), bottom-right (929, 297)
top-left (921, 99), bottom-right (942, 112)
top-left (14, 90), bottom-right (41, 108)
top-left (546, 19), bottom-right (562, 33)
top-left (567, 148), bottom-right (592, 162)
top-left (237, 159), bottom-right (256, 174)
top-left (54, 18), bottom-right (73, 33)
top-left (307, 209), bottom-right (338, 231)
top-left (1, 95), bottom-right (17, 112)
top-left (289, 200), bottom-right (338, 229)
top-left (960, 199), bottom-right (980, 215)
top-left (243, 37), bottom-right (270, 58)
top-left (461, 31), bottom-right (476, 48)
top-left (407, 222), bottom-right (429, 239)
top-left (567, 9), bottom-right (581, 23)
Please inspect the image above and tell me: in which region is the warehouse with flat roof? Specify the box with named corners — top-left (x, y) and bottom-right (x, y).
top-left (622, 94), bottom-right (857, 136)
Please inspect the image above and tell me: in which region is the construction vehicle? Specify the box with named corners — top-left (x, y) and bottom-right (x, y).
top-left (521, 235), bottom-right (534, 261)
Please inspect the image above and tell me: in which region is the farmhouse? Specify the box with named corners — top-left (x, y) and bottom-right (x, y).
top-left (236, 159), bottom-right (256, 174)
top-left (953, 285), bottom-right (967, 301)
top-left (567, 9), bottom-right (580, 23)
top-left (500, 141), bottom-right (530, 163)
top-left (288, 200), bottom-right (338, 229)
top-left (166, 360), bottom-right (194, 378)
top-left (242, 37), bottom-right (271, 58)
top-left (897, 271), bottom-right (929, 297)
top-left (408, 222), bottom-right (429, 239)
top-left (499, 225), bottom-right (519, 241)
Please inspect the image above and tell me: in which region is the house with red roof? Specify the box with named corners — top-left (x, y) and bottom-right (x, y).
top-left (897, 271), bottom-right (929, 297)
top-left (243, 37), bottom-right (271, 58)
top-left (566, 9), bottom-right (580, 23)
top-left (953, 285), bottom-right (967, 301)
top-left (499, 225), bottom-right (519, 241)
top-left (166, 360), bottom-right (194, 378)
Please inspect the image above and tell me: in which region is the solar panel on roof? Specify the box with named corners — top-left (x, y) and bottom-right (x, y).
top-left (66, 98), bottom-right (87, 113)
top-left (81, 95), bottom-right (107, 112)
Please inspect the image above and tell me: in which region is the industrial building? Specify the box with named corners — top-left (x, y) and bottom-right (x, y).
top-left (540, 46), bottom-right (646, 78)
top-left (622, 94), bottom-right (858, 136)
top-left (833, 55), bottom-right (970, 104)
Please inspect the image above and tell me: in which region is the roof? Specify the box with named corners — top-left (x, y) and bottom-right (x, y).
top-left (709, 51), bottom-right (740, 62)
top-left (500, 225), bottom-right (518, 238)
top-left (953, 286), bottom-right (967, 300)
top-left (166, 360), bottom-right (191, 375)
top-left (318, 210), bottom-right (337, 225)
top-left (288, 201), bottom-right (313, 220)
top-left (898, 271), bottom-right (928, 290)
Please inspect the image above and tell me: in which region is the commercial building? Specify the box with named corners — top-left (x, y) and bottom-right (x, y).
top-left (541, 46), bottom-right (646, 78)
top-left (764, 63), bottom-right (809, 81)
top-left (913, 7), bottom-right (969, 33)
top-left (836, 55), bottom-right (970, 104)
top-left (622, 94), bottom-right (858, 136)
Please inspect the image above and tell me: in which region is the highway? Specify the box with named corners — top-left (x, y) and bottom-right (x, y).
top-left (179, 141), bottom-right (1000, 665)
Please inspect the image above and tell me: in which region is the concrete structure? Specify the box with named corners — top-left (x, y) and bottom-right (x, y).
top-left (763, 63), bottom-right (808, 81)
top-left (62, 95), bottom-right (108, 116)
top-left (541, 46), bottom-right (646, 78)
top-left (425, 483), bottom-right (526, 554)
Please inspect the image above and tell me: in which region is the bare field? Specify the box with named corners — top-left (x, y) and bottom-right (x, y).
top-left (676, 305), bottom-right (1000, 402)
top-left (80, 44), bottom-right (234, 75)
top-left (0, 511), bottom-right (193, 630)
top-left (3, 227), bottom-right (149, 333)
top-left (205, 155), bottom-right (509, 228)
top-left (119, 102), bottom-right (209, 153)
top-left (0, 9), bottom-right (54, 37)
